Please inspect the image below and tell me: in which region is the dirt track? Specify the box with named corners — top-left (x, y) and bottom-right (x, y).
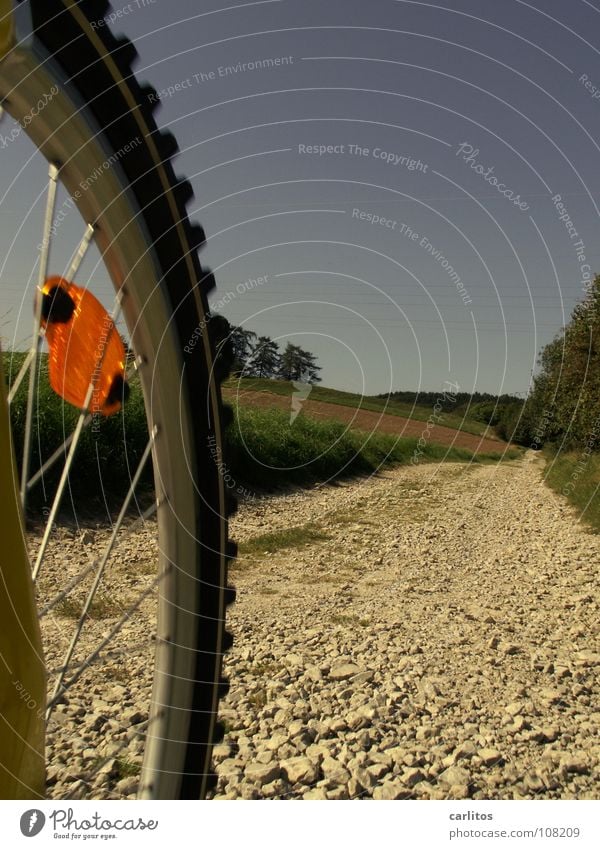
top-left (41, 452), bottom-right (600, 800)
top-left (225, 388), bottom-right (507, 454)
top-left (213, 451), bottom-right (600, 799)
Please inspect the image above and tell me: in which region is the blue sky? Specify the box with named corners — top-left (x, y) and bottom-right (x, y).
top-left (2, 0), bottom-right (600, 396)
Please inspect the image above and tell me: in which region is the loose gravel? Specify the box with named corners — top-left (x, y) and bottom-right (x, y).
top-left (37, 451), bottom-right (600, 800)
top-left (215, 452), bottom-right (600, 800)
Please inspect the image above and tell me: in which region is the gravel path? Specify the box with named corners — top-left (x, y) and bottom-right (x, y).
top-left (214, 452), bottom-right (600, 800)
top-left (39, 452), bottom-right (600, 799)
top-left (37, 518), bottom-right (158, 800)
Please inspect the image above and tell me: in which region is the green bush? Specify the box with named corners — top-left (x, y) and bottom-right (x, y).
top-left (495, 400), bottom-right (528, 443)
top-left (6, 353), bottom-right (152, 511)
top-left (524, 273), bottom-right (600, 450)
top-left (468, 401), bottom-right (501, 426)
top-left (543, 447), bottom-right (600, 532)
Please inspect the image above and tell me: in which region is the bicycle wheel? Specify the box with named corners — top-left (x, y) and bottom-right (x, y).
top-left (0, 0), bottom-right (235, 799)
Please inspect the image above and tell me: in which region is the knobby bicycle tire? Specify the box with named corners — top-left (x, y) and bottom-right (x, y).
top-left (1, 0), bottom-right (236, 799)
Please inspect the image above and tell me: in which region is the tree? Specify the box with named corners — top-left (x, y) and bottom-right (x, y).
top-left (278, 343), bottom-right (303, 381)
top-left (522, 273), bottom-right (600, 448)
top-left (229, 325), bottom-right (257, 374)
top-left (279, 342), bottom-right (322, 383)
top-left (247, 336), bottom-right (280, 378)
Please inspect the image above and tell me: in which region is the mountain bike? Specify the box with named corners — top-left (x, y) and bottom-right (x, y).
top-left (0, 0), bottom-right (235, 800)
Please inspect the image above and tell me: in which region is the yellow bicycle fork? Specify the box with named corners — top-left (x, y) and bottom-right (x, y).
top-left (0, 0), bottom-right (45, 797)
top-left (0, 0), bottom-right (14, 63)
top-left (0, 347), bottom-right (46, 798)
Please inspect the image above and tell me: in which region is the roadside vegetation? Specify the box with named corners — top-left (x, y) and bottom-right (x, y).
top-left (5, 352), bottom-right (151, 508)
top-left (225, 376), bottom-right (492, 438)
top-left (513, 273), bottom-right (600, 532)
top-left (4, 350), bottom-right (517, 514)
top-left (542, 450), bottom-right (600, 533)
top-left (228, 404), bottom-right (518, 493)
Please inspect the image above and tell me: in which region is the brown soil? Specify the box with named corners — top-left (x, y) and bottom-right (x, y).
top-left (225, 389), bottom-right (508, 454)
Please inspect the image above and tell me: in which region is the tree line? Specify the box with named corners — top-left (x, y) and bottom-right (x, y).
top-left (378, 272), bottom-right (600, 449)
top-left (378, 389), bottom-right (522, 413)
top-left (214, 271), bottom-right (600, 451)
top-left (513, 272), bottom-right (600, 449)
top-left (226, 323), bottom-right (322, 383)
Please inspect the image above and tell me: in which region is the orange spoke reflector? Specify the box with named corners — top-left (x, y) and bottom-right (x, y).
top-left (40, 276), bottom-right (129, 416)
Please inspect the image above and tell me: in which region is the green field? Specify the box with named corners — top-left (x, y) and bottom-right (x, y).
top-left (3, 352), bottom-right (517, 509)
top-left (229, 404), bottom-right (517, 493)
top-left (225, 377), bottom-right (490, 437)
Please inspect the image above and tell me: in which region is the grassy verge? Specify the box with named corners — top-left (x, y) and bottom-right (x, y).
top-left (225, 377), bottom-right (491, 437)
top-left (228, 404), bottom-right (520, 494)
top-left (5, 352), bottom-right (152, 512)
top-left (3, 352), bottom-right (518, 511)
top-left (542, 447), bottom-right (600, 532)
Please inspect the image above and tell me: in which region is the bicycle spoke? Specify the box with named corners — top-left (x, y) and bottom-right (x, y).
top-left (46, 569), bottom-right (162, 716)
top-left (32, 402), bottom-right (97, 581)
top-left (31, 296), bottom-right (124, 581)
top-left (20, 162), bottom-right (59, 509)
top-left (7, 347), bottom-right (36, 405)
top-left (38, 501), bottom-right (158, 618)
top-left (8, 224), bottom-right (95, 407)
top-left (46, 432), bottom-right (156, 715)
top-left (47, 638), bottom-right (156, 677)
top-left (66, 223), bottom-right (95, 281)
top-left (27, 414), bottom-right (92, 492)
top-left (1, 4), bottom-right (233, 798)
top-left (28, 354), bottom-right (138, 494)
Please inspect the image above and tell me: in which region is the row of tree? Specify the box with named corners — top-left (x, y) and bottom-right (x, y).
top-left (513, 273), bottom-right (600, 449)
top-left (228, 325), bottom-right (322, 383)
top-left (217, 275), bottom-right (600, 449)
top-left (378, 389), bottom-right (523, 414)
top-left (380, 275), bottom-right (600, 449)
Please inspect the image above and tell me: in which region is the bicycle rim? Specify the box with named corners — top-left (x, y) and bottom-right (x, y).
top-left (0, 0), bottom-right (235, 799)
